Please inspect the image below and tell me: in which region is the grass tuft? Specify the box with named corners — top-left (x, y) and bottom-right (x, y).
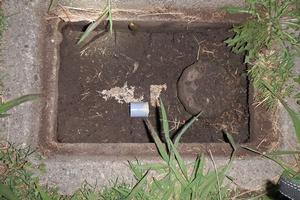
top-left (77, 0), bottom-right (113, 45)
top-left (0, 99), bottom-right (239, 199)
top-left (115, 100), bottom-right (237, 199)
top-left (225, 0), bottom-right (300, 109)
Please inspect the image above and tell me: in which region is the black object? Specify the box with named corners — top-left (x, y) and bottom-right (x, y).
top-left (279, 177), bottom-right (300, 200)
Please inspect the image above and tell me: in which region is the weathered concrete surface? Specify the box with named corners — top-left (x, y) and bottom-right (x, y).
top-left (60, 0), bottom-right (245, 10)
top-left (0, 0), bottom-right (298, 195)
top-left (1, 1), bottom-right (44, 146)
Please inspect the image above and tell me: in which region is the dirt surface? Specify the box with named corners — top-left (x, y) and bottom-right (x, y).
top-left (57, 22), bottom-right (249, 143)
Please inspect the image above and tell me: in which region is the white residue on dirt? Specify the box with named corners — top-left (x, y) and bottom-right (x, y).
top-left (150, 84), bottom-right (167, 107)
top-left (99, 82), bottom-right (144, 104)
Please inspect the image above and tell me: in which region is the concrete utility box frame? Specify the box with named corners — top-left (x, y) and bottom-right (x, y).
top-left (42, 19), bottom-right (276, 156)
top-left (2, 0), bottom-right (299, 195)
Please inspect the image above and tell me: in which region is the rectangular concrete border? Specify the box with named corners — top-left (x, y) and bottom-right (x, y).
top-left (39, 11), bottom-right (279, 158)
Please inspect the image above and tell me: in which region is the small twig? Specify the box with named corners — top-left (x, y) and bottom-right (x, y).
top-left (232, 189), bottom-right (267, 200)
top-left (58, 6), bottom-right (100, 12)
top-left (137, 12), bottom-right (183, 17)
top-left (254, 97), bottom-right (269, 108)
top-left (120, 53), bottom-right (135, 62)
top-left (167, 118), bottom-right (184, 132)
top-left (80, 91), bottom-right (90, 101)
top-left (256, 136), bottom-right (267, 149)
top-left (89, 112), bottom-right (102, 119)
top-left (45, 16), bottom-right (60, 20)
top-left (234, 109), bottom-right (244, 115)
top-left (192, 35), bottom-right (205, 61)
top-left (0, 142), bottom-right (9, 150)
top-left (58, 4), bottom-right (71, 21)
top-left (80, 47), bottom-right (90, 56)
top-left (202, 48), bottom-right (215, 55)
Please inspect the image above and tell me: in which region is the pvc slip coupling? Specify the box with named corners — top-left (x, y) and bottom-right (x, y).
top-left (130, 102), bottom-right (149, 117)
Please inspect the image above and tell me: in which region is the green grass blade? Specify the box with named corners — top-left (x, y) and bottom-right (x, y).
top-left (198, 132), bottom-right (236, 200)
top-left (160, 99), bottom-right (170, 138)
top-left (223, 132), bottom-right (237, 173)
top-left (199, 166), bottom-right (227, 200)
top-left (0, 182), bottom-right (19, 200)
top-left (160, 99), bottom-right (189, 181)
top-left (128, 161), bottom-right (144, 180)
top-left (48, 0), bottom-right (59, 12)
top-left (191, 166), bottom-right (225, 200)
top-left (113, 188), bottom-right (130, 197)
top-left (77, 7), bottom-right (109, 45)
top-left (37, 187), bottom-right (52, 200)
top-left (192, 154), bottom-right (205, 180)
top-left (174, 112), bottom-right (202, 147)
top-left (209, 151), bottom-right (222, 200)
top-left (144, 119), bottom-right (169, 162)
top-left (152, 177), bottom-right (164, 192)
top-left (169, 161), bottom-right (188, 185)
top-left (169, 141), bottom-right (189, 181)
top-left (185, 173), bottom-right (207, 198)
top-left (182, 154), bottom-right (205, 197)
top-left (190, 156), bottom-right (201, 180)
top-left (284, 21), bottom-right (300, 29)
top-left (150, 173), bottom-right (173, 197)
top-left (161, 182), bottom-right (174, 200)
top-left (125, 171), bottom-right (149, 200)
top-left (159, 104), bottom-right (180, 182)
top-left (108, 12), bottom-right (113, 34)
top-left (224, 131), bottom-right (238, 151)
top-left (107, 0), bottom-right (113, 34)
top-left (194, 153), bottom-right (230, 200)
top-left (86, 193), bottom-right (97, 200)
top-left (0, 94), bottom-right (39, 114)
top-left (132, 163), bottom-right (168, 171)
top-left (159, 99), bottom-right (170, 140)
top-left (242, 146), bottom-right (297, 175)
top-left (159, 99), bottom-right (171, 152)
top-left (267, 150), bottom-right (300, 155)
top-left (223, 6), bottom-right (253, 14)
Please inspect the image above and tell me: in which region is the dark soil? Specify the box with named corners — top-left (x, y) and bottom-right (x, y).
top-left (57, 22), bottom-right (249, 143)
